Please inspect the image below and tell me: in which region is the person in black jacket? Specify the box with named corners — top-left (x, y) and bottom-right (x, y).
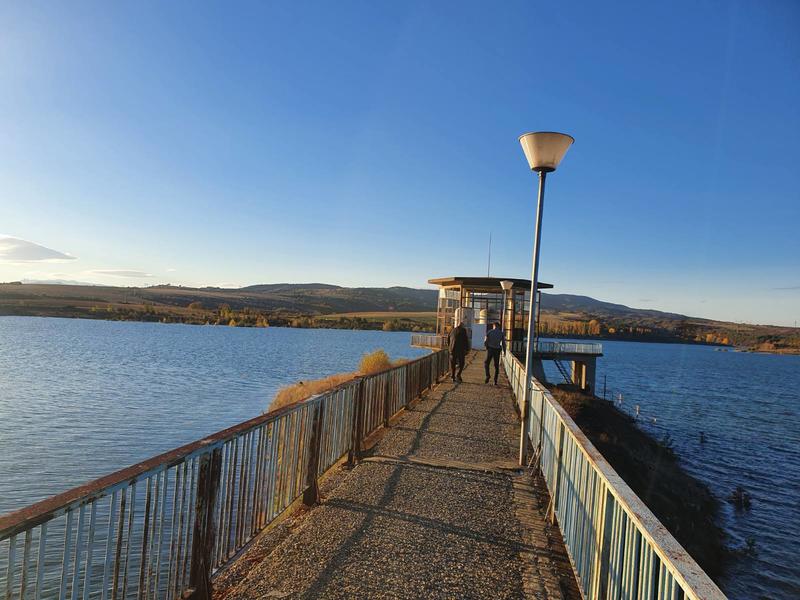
top-left (483, 322), bottom-right (506, 385)
top-left (448, 321), bottom-right (471, 382)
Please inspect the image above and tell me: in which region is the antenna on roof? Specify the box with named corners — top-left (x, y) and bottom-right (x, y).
top-left (487, 232), bottom-right (492, 277)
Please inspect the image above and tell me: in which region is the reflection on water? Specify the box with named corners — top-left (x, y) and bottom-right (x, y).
top-left (544, 339), bottom-right (800, 600)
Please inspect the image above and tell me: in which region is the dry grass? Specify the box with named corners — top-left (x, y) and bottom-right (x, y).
top-left (266, 349), bottom-right (410, 413)
top-left (268, 372), bottom-right (357, 413)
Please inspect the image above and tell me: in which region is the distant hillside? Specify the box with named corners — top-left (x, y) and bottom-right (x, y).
top-left (143, 283), bottom-right (438, 313)
top-left (538, 293), bottom-right (799, 354)
top-left (0, 282), bottom-right (438, 317)
top-left (539, 293), bottom-right (689, 321)
top-left (0, 282), bottom-right (797, 353)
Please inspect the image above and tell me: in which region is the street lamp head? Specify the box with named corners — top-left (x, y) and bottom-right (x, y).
top-left (519, 131), bottom-right (574, 172)
top-left (500, 280), bottom-right (514, 291)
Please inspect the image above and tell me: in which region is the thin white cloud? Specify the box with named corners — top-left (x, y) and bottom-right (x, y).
top-left (0, 235), bottom-right (76, 262)
top-left (166, 268), bottom-right (177, 273)
top-left (90, 269), bottom-right (153, 278)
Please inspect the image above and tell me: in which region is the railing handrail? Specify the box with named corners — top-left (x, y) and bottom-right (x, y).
top-left (0, 348), bottom-right (451, 600)
top-left (503, 351), bottom-right (725, 599)
top-left (510, 339), bottom-right (603, 355)
top-left (0, 349), bottom-right (440, 539)
top-left (410, 333), bottom-right (445, 348)
top-left (0, 395), bottom-right (315, 539)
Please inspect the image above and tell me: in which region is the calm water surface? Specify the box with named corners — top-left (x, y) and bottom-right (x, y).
top-left (2, 319), bottom-right (798, 599)
top-left (545, 340), bottom-right (800, 600)
top-left (0, 317), bottom-right (427, 514)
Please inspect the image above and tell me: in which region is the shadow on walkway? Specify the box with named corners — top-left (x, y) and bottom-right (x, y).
top-left (216, 351), bottom-right (580, 600)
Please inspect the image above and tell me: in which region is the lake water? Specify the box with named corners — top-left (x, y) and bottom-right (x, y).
top-left (1, 319), bottom-right (797, 599)
top-left (0, 317), bottom-right (427, 515)
top-left (544, 340), bottom-right (800, 600)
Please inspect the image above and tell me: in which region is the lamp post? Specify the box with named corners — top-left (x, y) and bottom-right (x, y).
top-left (500, 280), bottom-right (514, 346)
top-left (518, 131), bottom-right (574, 465)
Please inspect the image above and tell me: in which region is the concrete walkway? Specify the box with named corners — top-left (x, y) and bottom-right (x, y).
top-left (216, 352), bottom-right (581, 599)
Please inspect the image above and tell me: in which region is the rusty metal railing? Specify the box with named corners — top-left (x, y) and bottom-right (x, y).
top-left (410, 334), bottom-right (445, 348)
top-left (509, 340), bottom-right (603, 356)
top-left (503, 350), bottom-right (726, 600)
top-left (0, 349), bottom-right (449, 600)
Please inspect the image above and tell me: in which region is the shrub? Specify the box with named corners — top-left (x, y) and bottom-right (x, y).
top-left (382, 319), bottom-right (401, 331)
top-left (359, 349), bottom-right (392, 374)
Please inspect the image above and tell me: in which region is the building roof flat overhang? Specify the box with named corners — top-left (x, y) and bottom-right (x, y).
top-left (427, 276), bottom-right (553, 292)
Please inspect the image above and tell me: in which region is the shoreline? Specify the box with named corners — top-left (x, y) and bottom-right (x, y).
top-left (2, 312), bottom-right (798, 357)
top-left (540, 331), bottom-right (729, 347)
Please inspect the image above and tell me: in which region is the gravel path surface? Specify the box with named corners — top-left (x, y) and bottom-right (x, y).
top-left (217, 352), bottom-right (580, 600)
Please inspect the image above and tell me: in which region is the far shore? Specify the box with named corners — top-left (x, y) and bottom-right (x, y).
top-left (3, 311), bottom-right (799, 357)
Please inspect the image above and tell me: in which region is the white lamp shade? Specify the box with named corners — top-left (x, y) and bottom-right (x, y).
top-left (519, 131), bottom-right (574, 172)
top-left (500, 280), bottom-right (514, 291)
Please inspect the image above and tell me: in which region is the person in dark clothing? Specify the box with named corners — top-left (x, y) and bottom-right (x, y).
top-left (484, 322), bottom-right (506, 385)
top-left (448, 321), bottom-right (470, 382)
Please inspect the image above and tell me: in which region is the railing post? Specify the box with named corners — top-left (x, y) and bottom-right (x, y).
top-left (348, 379), bottom-right (365, 466)
top-left (549, 422), bottom-right (566, 524)
top-left (404, 364), bottom-right (412, 409)
top-left (383, 372), bottom-right (391, 428)
top-left (538, 388), bottom-right (546, 456)
top-left (188, 447), bottom-right (222, 600)
top-left (427, 356), bottom-right (432, 389)
top-left (591, 489), bottom-right (615, 598)
top-left (303, 400), bottom-right (325, 506)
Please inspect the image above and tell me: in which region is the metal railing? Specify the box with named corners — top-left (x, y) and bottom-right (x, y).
top-left (410, 334), bottom-right (445, 348)
top-left (413, 335), bottom-right (602, 356)
top-left (0, 349), bottom-right (450, 600)
top-left (510, 340), bottom-right (603, 356)
top-left (502, 351), bottom-right (726, 600)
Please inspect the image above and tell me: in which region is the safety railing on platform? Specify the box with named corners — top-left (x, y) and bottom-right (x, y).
top-left (510, 340), bottom-right (603, 356)
top-left (410, 333), bottom-right (445, 348)
top-left (502, 351), bottom-right (726, 600)
top-left (0, 349), bottom-right (449, 600)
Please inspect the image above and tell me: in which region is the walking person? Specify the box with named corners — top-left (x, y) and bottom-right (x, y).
top-left (448, 320), bottom-right (470, 383)
top-left (484, 322), bottom-right (505, 385)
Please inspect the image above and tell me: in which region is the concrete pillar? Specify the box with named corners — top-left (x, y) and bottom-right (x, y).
top-left (504, 289), bottom-right (514, 347)
top-left (571, 360), bottom-right (585, 388)
top-left (584, 357), bottom-right (597, 395)
top-left (571, 359), bottom-right (597, 394)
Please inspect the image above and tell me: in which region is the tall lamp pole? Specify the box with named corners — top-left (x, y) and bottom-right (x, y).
top-left (518, 131), bottom-right (574, 466)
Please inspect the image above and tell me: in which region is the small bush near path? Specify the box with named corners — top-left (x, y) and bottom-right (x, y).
top-left (267, 349), bottom-right (409, 412)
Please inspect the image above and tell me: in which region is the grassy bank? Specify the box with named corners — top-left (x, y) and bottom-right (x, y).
top-left (549, 386), bottom-right (727, 581)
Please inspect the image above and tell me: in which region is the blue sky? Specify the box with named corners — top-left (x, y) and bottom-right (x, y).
top-left (0, 1), bottom-right (798, 325)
